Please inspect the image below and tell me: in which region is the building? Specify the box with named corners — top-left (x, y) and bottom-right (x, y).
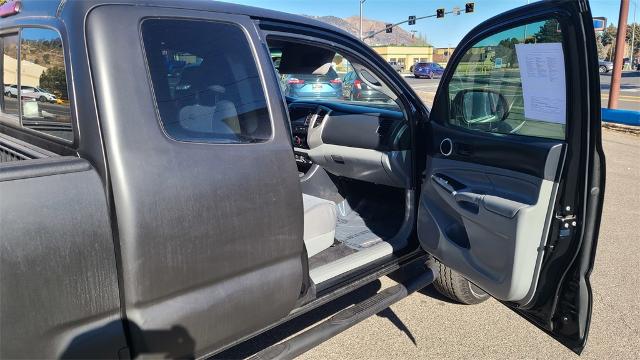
top-left (3, 54), bottom-right (47, 87)
top-left (433, 47), bottom-right (455, 63)
top-left (372, 45), bottom-right (433, 71)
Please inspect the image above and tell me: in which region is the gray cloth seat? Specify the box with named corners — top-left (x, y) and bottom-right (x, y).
top-left (302, 194), bottom-right (337, 257)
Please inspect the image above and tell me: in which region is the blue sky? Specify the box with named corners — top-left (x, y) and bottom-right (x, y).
top-left (232, 0), bottom-right (637, 48)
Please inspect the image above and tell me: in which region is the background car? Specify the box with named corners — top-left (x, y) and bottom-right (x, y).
top-left (599, 59), bottom-right (614, 73)
top-left (282, 66), bottom-right (342, 99)
top-left (413, 62), bottom-right (445, 79)
top-left (3, 84), bottom-right (57, 103)
top-left (387, 60), bottom-right (404, 72)
top-left (4, 84), bottom-right (19, 97)
top-left (20, 86), bottom-right (57, 103)
top-left (342, 71), bottom-right (391, 102)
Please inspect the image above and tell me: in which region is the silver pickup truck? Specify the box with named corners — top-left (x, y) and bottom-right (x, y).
top-left (0, 0), bottom-right (605, 359)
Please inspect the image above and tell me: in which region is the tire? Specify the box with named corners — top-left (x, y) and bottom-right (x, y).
top-left (599, 65), bottom-right (608, 73)
top-left (38, 96), bottom-right (47, 102)
top-left (432, 259), bottom-right (489, 305)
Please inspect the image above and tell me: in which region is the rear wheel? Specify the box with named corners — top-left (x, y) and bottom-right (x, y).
top-left (599, 65), bottom-right (607, 73)
top-left (432, 259), bottom-right (489, 305)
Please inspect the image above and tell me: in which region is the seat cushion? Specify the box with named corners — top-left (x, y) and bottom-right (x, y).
top-left (302, 194), bottom-right (337, 257)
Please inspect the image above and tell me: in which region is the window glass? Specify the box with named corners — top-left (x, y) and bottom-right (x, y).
top-left (270, 47), bottom-right (399, 110)
top-left (20, 28), bottom-right (73, 141)
top-left (1, 34), bottom-right (19, 120)
top-left (142, 19), bottom-right (272, 144)
top-left (447, 19), bottom-right (566, 140)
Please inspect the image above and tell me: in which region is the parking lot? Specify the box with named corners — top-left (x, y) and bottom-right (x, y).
top-left (221, 74), bottom-right (640, 359)
top-left (406, 71), bottom-right (640, 112)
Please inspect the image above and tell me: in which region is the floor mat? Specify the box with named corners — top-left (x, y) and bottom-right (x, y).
top-left (335, 200), bottom-right (399, 250)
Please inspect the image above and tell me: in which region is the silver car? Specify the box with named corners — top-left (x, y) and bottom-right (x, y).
top-left (599, 59), bottom-right (613, 73)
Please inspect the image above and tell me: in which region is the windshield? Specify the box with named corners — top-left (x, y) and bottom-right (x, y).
top-left (272, 49), bottom-right (400, 110)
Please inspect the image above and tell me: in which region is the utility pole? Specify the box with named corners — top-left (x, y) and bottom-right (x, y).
top-left (631, 0), bottom-right (637, 65)
top-left (609, 0), bottom-right (630, 109)
top-left (359, 0), bottom-right (366, 40)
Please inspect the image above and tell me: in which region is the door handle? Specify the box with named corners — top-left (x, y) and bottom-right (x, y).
top-left (431, 175), bottom-right (483, 213)
top-left (453, 191), bottom-right (483, 205)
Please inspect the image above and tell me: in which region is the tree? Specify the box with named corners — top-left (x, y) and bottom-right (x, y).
top-left (600, 24), bottom-right (618, 60)
top-left (626, 23), bottom-right (640, 59)
top-left (492, 38), bottom-right (520, 68)
top-left (39, 67), bottom-right (67, 100)
top-left (533, 19), bottom-right (563, 43)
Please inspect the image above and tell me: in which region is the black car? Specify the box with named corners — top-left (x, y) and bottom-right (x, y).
top-left (342, 70), bottom-right (391, 102)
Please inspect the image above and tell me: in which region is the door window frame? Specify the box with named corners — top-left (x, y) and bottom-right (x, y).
top-left (430, 13), bottom-right (579, 144)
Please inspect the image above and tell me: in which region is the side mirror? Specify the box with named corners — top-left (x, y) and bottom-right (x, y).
top-left (452, 89), bottom-right (509, 125)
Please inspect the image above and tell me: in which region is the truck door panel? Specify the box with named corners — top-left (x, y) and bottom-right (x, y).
top-left (418, 0), bottom-right (604, 353)
top-left (87, 6), bottom-right (305, 357)
top-left (0, 157), bottom-right (126, 359)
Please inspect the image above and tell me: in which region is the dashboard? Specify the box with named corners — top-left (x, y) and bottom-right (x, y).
top-left (288, 100), bottom-right (412, 188)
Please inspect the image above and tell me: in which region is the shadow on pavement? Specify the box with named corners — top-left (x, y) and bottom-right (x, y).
top-left (376, 308), bottom-right (417, 345)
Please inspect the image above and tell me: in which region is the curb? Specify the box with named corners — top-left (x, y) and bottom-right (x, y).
top-left (601, 108), bottom-right (640, 126)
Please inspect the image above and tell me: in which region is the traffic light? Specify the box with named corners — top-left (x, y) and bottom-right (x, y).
top-left (436, 8), bottom-right (445, 18)
top-left (385, 23), bottom-right (393, 33)
top-left (408, 15), bottom-right (416, 25)
top-left (465, 2), bottom-right (475, 13)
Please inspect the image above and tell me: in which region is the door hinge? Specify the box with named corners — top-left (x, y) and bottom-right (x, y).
top-left (556, 206), bottom-right (577, 239)
top-left (556, 212), bottom-right (577, 228)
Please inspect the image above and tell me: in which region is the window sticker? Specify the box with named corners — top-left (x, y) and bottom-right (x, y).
top-left (515, 43), bottom-right (566, 124)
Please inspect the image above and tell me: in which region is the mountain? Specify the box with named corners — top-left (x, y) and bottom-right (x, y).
top-left (304, 15), bottom-right (430, 46)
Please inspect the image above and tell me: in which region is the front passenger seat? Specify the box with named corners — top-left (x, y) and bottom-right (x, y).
top-left (302, 194), bottom-right (337, 257)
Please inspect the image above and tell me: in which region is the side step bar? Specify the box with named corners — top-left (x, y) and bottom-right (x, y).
top-left (248, 266), bottom-right (438, 360)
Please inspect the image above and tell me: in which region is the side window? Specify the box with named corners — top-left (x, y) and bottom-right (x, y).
top-left (447, 19), bottom-right (566, 140)
top-left (141, 19), bottom-right (272, 144)
top-left (19, 28), bottom-right (73, 141)
top-left (1, 33), bottom-right (19, 121)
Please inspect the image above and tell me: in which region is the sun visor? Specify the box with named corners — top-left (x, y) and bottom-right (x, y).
top-left (277, 43), bottom-right (336, 74)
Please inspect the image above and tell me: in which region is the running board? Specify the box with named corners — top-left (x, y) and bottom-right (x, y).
top-left (248, 266), bottom-right (437, 360)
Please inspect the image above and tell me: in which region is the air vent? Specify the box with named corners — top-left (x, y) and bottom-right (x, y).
top-left (313, 109), bottom-right (328, 128)
top-left (376, 120), bottom-right (394, 137)
top-left (304, 112), bottom-right (315, 126)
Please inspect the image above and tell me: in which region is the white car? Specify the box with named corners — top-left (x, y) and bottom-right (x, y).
top-left (4, 84), bottom-right (20, 97)
top-left (20, 86), bottom-right (57, 103)
top-left (3, 84), bottom-right (57, 103)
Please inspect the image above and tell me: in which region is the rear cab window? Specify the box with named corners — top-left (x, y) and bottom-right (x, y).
top-left (0, 28), bottom-right (73, 143)
top-left (141, 19), bottom-right (272, 144)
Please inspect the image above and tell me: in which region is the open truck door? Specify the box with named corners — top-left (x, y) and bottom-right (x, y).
top-left (418, 0), bottom-right (605, 354)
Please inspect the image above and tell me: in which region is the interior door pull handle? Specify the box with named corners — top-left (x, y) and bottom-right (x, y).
top-left (453, 191), bottom-right (483, 205)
